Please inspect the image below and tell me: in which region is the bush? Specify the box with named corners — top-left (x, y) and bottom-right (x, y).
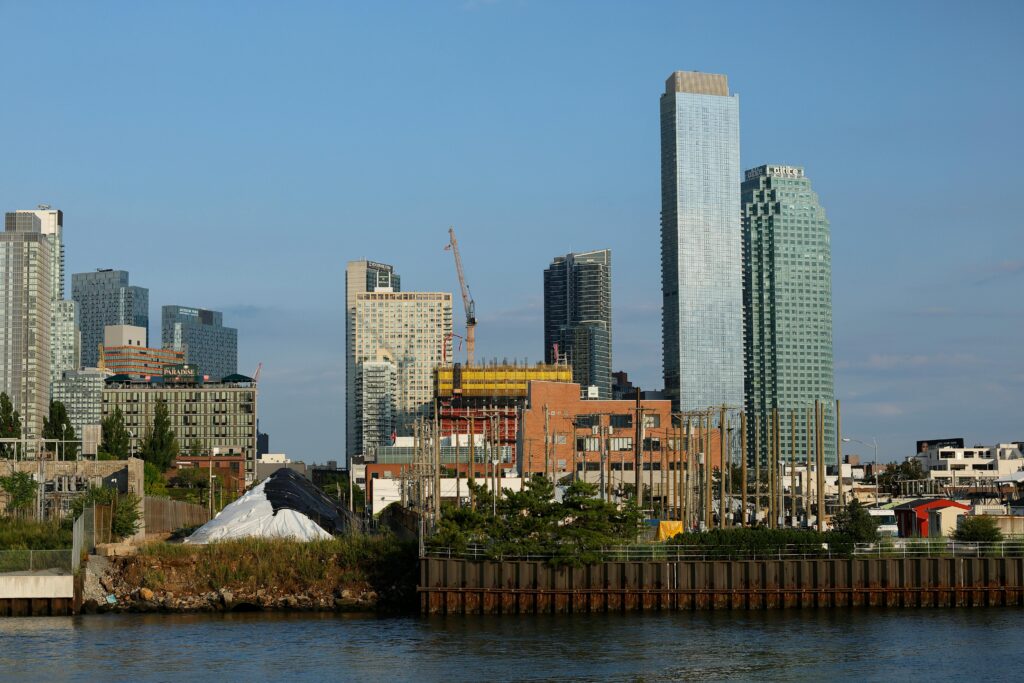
top-left (0, 517), bottom-right (72, 549)
top-left (953, 515), bottom-right (1003, 543)
top-left (668, 526), bottom-right (854, 557)
top-left (66, 487), bottom-right (142, 541)
top-left (830, 500), bottom-right (879, 544)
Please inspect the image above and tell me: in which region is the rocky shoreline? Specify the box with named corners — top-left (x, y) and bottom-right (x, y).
top-left (80, 552), bottom-right (387, 615)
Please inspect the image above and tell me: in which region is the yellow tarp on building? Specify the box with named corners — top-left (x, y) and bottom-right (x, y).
top-left (656, 520), bottom-right (684, 541)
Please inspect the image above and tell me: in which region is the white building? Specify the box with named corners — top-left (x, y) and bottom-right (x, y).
top-left (913, 443), bottom-right (1024, 485)
top-left (352, 290), bottom-right (452, 449)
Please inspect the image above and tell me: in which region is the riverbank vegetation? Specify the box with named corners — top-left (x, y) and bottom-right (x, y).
top-left (121, 534), bottom-right (418, 611)
top-left (0, 517), bottom-right (71, 550)
top-left (428, 475), bottom-right (643, 565)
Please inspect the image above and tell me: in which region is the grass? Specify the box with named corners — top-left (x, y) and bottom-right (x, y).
top-left (0, 516), bottom-right (73, 550)
top-left (132, 534), bottom-right (418, 610)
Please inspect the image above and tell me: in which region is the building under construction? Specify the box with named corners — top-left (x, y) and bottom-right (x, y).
top-left (434, 362), bottom-right (572, 470)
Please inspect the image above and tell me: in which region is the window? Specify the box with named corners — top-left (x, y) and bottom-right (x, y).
top-left (610, 414), bottom-right (632, 429)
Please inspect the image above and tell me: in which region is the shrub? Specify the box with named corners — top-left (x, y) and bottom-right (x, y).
top-left (830, 500), bottom-right (880, 544)
top-left (953, 515), bottom-right (1003, 543)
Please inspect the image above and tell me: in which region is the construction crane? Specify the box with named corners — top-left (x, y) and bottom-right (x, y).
top-left (252, 362), bottom-right (263, 383)
top-left (445, 226), bottom-right (476, 365)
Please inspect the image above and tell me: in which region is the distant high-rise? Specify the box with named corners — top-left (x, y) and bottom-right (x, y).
top-left (351, 290), bottom-right (452, 459)
top-left (345, 260), bottom-right (401, 466)
top-left (0, 213), bottom-right (53, 439)
top-left (52, 300), bottom-right (81, 382)
top-left (743, 164), bottom-right (835, 463)
top-left (660, 71), bottom-right (742, 411)
top-left (161, 305), bottom-right (238, 380)
top-left (12, 207), bottom-right (79, 387)
top-left (72, 269), bottom-right (148, 367)
top-left (543, 249), bottom-right (612, 398)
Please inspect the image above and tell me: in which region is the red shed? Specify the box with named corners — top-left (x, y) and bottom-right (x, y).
top-left (893, 499), bottom-right (971, 537)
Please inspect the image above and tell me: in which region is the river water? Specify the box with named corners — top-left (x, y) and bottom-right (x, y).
top-left (1, 609), bottom-right (1021, 681)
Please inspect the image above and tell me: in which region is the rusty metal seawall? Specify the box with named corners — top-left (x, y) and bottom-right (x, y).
top-left (420, 557), bottom-right (1024, 614)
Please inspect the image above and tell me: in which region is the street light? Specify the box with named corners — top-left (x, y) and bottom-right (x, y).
top-left (843, 437), bottom-right (879, 507)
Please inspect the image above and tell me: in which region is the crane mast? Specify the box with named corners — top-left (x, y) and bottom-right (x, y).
top-left (446, 226), bottom-right (476, 365)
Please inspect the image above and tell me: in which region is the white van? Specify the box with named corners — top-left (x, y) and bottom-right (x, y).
top-left (868, 508), bottom-right (899, 537)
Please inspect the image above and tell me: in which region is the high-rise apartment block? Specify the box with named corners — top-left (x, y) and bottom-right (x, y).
top-left (742, 164), bottom-right (835, 463)
top-left (161, 305), bottom-right (238, 380)
top-left (351, 290), bottom-right (452, 458)
top-left (51, 367), bottom-right (109, 439)
top-left (11, 208), bottom-right (80, 387)
top-left (0, 213), bottom-right (53, 439)
top-left (543, 249), bottom-right (612, 398)
top-left (72, 269), bottom-right (148, 367)
top-left (355, 359), bottom-right (398, 460)
top-left (345, 260), bottom-right (401, 465)
top-left (660, 71), bottom-right (742, 411)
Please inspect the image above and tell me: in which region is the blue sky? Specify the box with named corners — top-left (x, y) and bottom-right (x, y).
top-left (1, 1), bottom-right (1021, 463)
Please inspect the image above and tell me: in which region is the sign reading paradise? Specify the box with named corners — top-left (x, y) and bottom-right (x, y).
top-left (163, 363), bottom-right (202, 384)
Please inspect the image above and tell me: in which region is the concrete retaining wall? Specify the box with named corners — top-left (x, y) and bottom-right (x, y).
top-left (420, 557), bottom-right (1024, 614)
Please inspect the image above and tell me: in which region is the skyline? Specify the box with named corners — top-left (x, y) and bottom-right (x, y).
top-left (1, 1), bottom-right (1021, 462)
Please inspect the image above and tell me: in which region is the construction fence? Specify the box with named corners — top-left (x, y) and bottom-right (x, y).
top-left (143, 496), bottom-right (210, 534)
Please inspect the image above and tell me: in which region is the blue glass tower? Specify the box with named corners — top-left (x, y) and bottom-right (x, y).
top-left (71, 269), bottom-right (148, 368)
top-left (162, 305), bottom-right (238, 381)
top-left (660, 71), bottom-right (742, 411)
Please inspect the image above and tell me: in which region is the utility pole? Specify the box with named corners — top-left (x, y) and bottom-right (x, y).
top-left (543, 403), bottom-right (550, 482)
top-left (816, 400), bottom-right (825, 532)
top-left (836, 399), bottom-right (843, 508)
top-left (634, 388), bottom-right (642, 504)
top-left (718, 406), bottom-right (727, 529)
top-left (740, 412), bottom-right (747, 527)
top-left (790, 409), bottom-right (797, 528)
top-left (804, 406), bottom-right (812, 528)
top-left (753, 413), bottom-right (761, 525)
top-left (703, 411), bottom-right (712, 530)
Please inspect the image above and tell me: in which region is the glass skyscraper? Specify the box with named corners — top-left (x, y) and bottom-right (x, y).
top-left (543, 249), bottom-right (612, 398)
top-left (742, 164), bottom-right (835, 464)
top-left (72, 269), bottom-right (148, 367)
top-left (162, 305), bottom-right (238, 380)
top-left (660, 71), bottom-right (742, 412)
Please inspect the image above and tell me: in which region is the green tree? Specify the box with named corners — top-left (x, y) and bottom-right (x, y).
top-left (0, 392), bottom-right (22, 459)
top-left (876, 459), bottom-right (924, 494)
top-left (830, 499), bottom-right (879, 543)
top-left (42, 401), bottom-right (79, 460)
top-left (139, 399), bottom-right (179, 471)
top-left (67, 487), bottom-right (141, 541)
top-left (144, 461), bottom-right (168, 496)
top-left (99, 407), bottom-right (131, 460)
top-left (953, 515), bottom-right (1003, 542)
top-left (553, 480), bottom-right (644, 564)
top-left (0, 471), bottom-right (36, 515)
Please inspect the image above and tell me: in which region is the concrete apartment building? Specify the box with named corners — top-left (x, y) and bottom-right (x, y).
top-left (102, 325), bottom-right (184, 378)
top-left (0, 212), bottom-right (53, 441)
top-left (913, 442), bottom-right (1024, 486)
top-left (72, 269), bottom-right (148, 368)
top-left (161, 305), bottom-right (238, 381)
top-left (102, 368), bottom-right (258, 483)
top-left (351, 288), bottom-right (452, 460)
top-left (660, 71), bottom-right (742, 412)
top-left (345, 259), bottom-right (401, 467)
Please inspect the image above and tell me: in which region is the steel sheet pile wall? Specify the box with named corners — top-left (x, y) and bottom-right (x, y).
top-left (420, 557), bottom-right (1024, 614)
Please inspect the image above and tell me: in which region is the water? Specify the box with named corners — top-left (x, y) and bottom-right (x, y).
top-left (2, 609), bottom-right (1022, 682)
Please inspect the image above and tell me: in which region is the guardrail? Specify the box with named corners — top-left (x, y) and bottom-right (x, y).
top-left (0, 549), bottom-right (74, 574)
top-left (425, 539), bottom-right (1024, 562)
top-left (853, 539), bottom-right (1024, 558)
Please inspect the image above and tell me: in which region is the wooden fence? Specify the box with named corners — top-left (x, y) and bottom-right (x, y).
top-left (420, 556), bottom-right (1024, 614)
top-left (144, 496), bottom-right (210, 534)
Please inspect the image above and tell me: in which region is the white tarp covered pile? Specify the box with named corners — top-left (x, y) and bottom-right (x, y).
top-left (185, 479), bottom-right (332, 544)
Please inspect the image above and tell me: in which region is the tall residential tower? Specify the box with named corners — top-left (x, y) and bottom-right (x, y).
top-left (0, 213), bottom-right (53, 440)
top-left (743, 164), bottom-right (835, 463)
top-left (543, 249), bottom-right (612, 398)
top-left (345, 260), bottom-right (401, 466)
top-left (660, 71), bottom-right (742, 411)
top-left (72, 269), bottom-right (148, 367)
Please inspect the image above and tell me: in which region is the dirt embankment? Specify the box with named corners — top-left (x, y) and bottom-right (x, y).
top-left (80, 536), bottom-right (418, 615)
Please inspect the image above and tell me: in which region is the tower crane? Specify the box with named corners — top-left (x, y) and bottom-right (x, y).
top-left (444, 226), bottom-right (476, 365)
